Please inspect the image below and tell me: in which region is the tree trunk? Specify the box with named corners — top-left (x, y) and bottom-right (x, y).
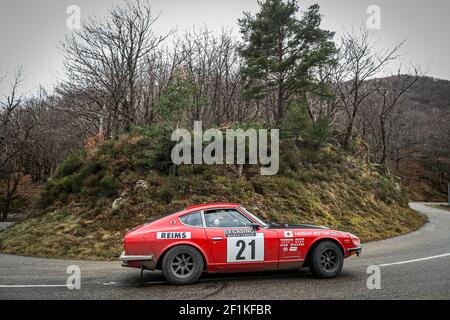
top-left (379, 116), bottom-right (390, 175)
top-left (379, 117), bottom-right (387, 166)
top-left (112, 103), bottom-right (120, 140)
top-left (277, 86), bottom-right (284, 124)
top-left (1, 198), bottom-right (11, 222)
top-left (276, 27), bottom-right (284, 125)
top-left (1, 173), bottom-right (20, 222)
top-left (343, 119), bottom-right (354, 149)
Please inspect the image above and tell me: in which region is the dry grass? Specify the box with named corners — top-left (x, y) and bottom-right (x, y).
top-left (0, 136), bottom-right (428, 260)
top-left (394, 158), bottom-right (448, 202)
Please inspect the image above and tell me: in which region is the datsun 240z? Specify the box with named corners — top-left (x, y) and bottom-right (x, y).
top-left (120, 203), bottom-right (362, 285)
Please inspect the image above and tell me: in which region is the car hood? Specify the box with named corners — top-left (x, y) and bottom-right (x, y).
top-left (267, 222), bottom-right (330, 230)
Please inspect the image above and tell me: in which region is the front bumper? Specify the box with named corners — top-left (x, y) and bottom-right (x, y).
top-left (347, 245), bottom-right (362, 257)
top-left (119, 251), bottom-right (156, 269)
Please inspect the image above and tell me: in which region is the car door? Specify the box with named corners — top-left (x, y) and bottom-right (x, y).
top-left (271, 228), bottom-right (306, 270)
top-left (203, 208), bottom-right (278, 272)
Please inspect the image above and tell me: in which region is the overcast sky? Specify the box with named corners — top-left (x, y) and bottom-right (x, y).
top-left (1, 0), bottom-right (449, 95)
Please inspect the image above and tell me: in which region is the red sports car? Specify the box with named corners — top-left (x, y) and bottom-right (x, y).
top-left (120, 203), bottom-right (362, 285)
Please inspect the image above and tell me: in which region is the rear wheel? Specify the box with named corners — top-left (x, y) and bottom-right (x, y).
top-left (309, 240), bottom-right (343, 278)
top-left (162, 245), bottom-right (204, 285)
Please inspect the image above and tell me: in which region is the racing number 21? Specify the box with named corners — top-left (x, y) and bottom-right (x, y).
top-left (236, 240), bottom-right (255, 260)
top-left (227, 234), bottom-right (264, 262)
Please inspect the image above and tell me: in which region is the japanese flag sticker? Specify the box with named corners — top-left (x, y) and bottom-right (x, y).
top-left (284, 231), bottom-right (293, 238)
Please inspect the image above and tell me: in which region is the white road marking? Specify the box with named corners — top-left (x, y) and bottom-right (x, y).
top-left (379, 253), bottom-right (450, 267)
top-left (0, 284), bottom-right (70, 288)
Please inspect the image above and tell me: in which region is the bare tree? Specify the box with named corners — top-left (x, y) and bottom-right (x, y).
top-left (0, 69), bottom-right (39, 221)
top-left (61, 0), bottom-right (167, 139)
top-left (0, 67), bottom-right (24, 171)
top-left (177, 27), bottom-right (245, 127)
top-left (359, 70), bottom-right (420, 173)
top-left (389, 111), bottom-right (424, 170)
top-left (333, 29), bottom-right (404, 148)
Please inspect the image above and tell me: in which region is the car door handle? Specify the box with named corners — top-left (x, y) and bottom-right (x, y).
top-left (212, 237), bottom-right (223, 241)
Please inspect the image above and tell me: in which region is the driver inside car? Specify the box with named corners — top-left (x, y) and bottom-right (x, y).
top-left (206, 210), bottom-right (234, 227)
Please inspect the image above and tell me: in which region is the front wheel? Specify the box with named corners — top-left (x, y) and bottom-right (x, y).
top-left (162, 245), bottom-right (204, 285)
top-left (309, 240), bottom-right (344, 279)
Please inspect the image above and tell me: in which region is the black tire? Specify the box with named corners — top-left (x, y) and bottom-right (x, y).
top-left (162, 245), bottom-right (204, 285)
top-left (309, 240), bottom-right (344, 279)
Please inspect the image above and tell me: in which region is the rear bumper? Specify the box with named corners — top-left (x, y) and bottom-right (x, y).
top-left (347, 245), bottom-right (362, 257)
top-left (119, 251), bottom-right (156, 269)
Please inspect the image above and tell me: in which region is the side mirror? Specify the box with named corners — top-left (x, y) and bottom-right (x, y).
top-left (251, 223), bottom-right (261, 230)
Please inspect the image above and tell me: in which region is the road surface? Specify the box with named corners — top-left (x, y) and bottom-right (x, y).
top-left (0, 202), bottom-right (449, 300)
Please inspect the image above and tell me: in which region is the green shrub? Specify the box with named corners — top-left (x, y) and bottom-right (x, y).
top-left (55, 176), bottom-right (75, 193)
top-left (374, 176), bottom-right (408, 206)
top-left (132, 125), bottom-right (175, 172)
top-left (39, 176), bottom-right (74, 207)
top-left (79, 161), bottom-right (105, 177)
top-left (304, 117), bottom-right (330, 149)
top-left (69, 162), bottom-right (102, 191)
top-left (54, 151), bottom-right (85, 178)
top-left (97, 140), bottom-right (115, 156)
top-left (156, 176), bottom-right (181, 203)
top-left (98, 175), bottom-right (118, 197)
top-left (158, 185), bottom-right (174, 203)
top-left (279, 141), bottom-right (304, 171)
top-left (178, 164), bottom-right (207, 176)
top-left (283, 177), bottom-right (303, 192)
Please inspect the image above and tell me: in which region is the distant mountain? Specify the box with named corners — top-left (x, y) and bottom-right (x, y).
top-left (405, 76), bottom-right (450, 112)
top-left (382, 76), bottom-right (450, 201)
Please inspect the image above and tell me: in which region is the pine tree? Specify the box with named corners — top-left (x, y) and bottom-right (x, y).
top-left (239, 0), bottom-right (335, 124)
top-left (155, 72), bottom-right (205, 127)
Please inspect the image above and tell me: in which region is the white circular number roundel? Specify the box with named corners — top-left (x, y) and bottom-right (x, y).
top-left (226, 233), bottom-right (264, 263)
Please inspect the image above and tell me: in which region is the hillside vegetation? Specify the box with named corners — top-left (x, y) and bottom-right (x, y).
top-left (393, 76), bottom-right (450, 200)
top-left (0, 130), bottom-right (426, 260)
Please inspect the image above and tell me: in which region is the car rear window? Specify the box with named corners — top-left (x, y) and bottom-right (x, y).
top-left (179, 211), bottom-right (203, 227)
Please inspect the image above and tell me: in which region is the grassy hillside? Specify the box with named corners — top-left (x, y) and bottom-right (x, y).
top-left (394, 158), bottom-right (449, 202)
top-left (0, 132), bottom-right (427, 260)
top-left (367, 76), bottom-right (450, 201)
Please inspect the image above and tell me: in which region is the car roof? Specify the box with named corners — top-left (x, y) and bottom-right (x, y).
top-left (184, 202), bottom-right (241, 212)
top-left (160, 203), bottom-right (242, 220)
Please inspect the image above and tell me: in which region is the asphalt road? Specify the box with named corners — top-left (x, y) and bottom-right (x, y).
top-left (1, 202), bottom-right (449, 300)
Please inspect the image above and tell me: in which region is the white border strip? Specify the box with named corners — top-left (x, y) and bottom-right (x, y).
top-left (379, 253), bottom-right (450, 267)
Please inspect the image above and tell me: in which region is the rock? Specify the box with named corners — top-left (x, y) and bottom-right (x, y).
top-left (0, 222), bottom-right (15, 232)
top-left (134, 180), bottom-right (149, 192)
top-left (112, 197), bottom-right (125, 211)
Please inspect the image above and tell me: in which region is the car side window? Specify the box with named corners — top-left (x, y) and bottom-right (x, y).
top-left (204, 209), bottom-right (252, 228)
top-left (179, 211), bottom-right (203, 227)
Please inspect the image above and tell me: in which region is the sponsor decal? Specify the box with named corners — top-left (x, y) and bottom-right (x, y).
top-left (280, 236), bottom-right (303, 256)
top-left (280, 237), bottom-right (304, 246)
top-left (156, 232), bottom-right (191, 239)
top-left (226, 233), bottom-right (264, 262)
top-left (283, 231), bottom-right (293, 238)
top-left (225, 229), bottom-right (256, 238)
top-left (295, 238), bottom-right (305, 246)
top-left (294, 231), bottom-right (346, 237)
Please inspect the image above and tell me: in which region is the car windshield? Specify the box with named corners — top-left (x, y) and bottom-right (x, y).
top-left (240, 207), bottom-right (268, 227)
